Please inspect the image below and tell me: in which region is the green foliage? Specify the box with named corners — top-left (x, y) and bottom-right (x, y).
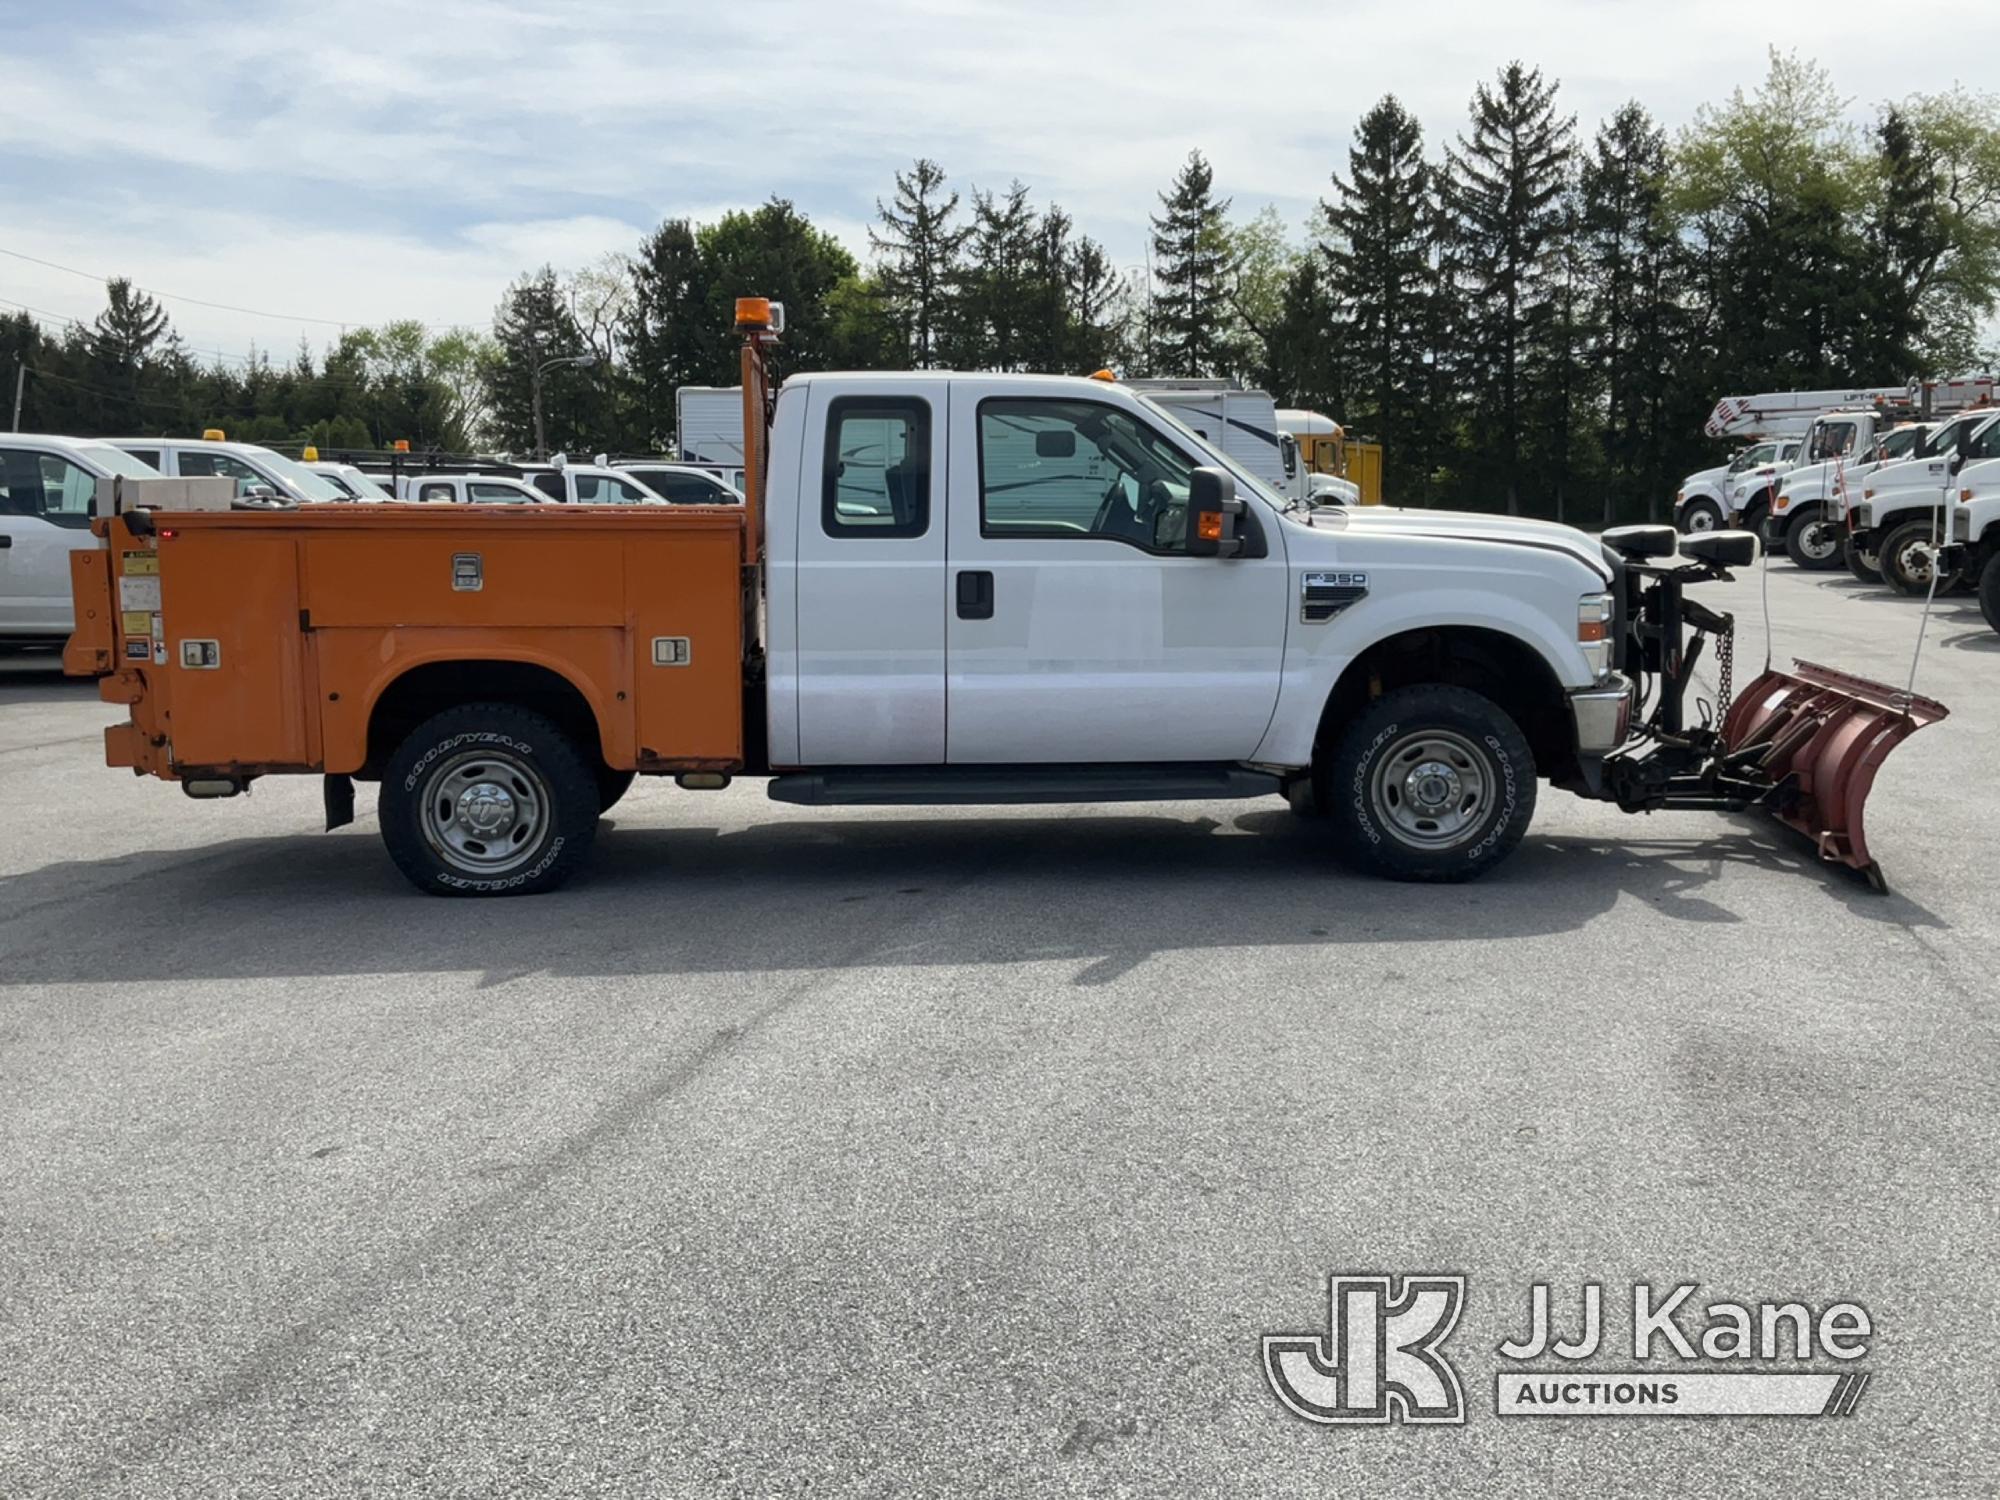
top-left (1149, 150), bottom-right (1236, 377)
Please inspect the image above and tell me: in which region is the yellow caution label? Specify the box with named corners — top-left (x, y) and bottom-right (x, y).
top-left (121, 550), bottom-right (160, 576)
top-left (121, 610), bottom-right (151, 635)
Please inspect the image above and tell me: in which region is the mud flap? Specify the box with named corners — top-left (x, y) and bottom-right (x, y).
top-left (324, 773), bottom-right (355, 831)
top-left (1720, 661), bottom-right (1948, 888)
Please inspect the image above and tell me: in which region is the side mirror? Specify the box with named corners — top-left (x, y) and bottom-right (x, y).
top-left (1185, 466), bottom-right (1244, 557)
top-left (1034, 430), bottom-right (1076, 459)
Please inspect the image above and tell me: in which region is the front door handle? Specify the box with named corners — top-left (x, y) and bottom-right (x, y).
top-left (0, 534), bottom-right (12, 548)
top-left (956, 570), bottom-right (994, 620)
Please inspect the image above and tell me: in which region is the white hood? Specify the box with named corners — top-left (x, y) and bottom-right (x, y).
top-left (1295, 504), bottom-right (1611, 579)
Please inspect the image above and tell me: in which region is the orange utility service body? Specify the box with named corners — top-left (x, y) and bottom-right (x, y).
top-left (65, 503), bottom-right (752, 782)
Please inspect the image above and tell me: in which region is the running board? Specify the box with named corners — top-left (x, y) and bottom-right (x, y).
top-left (766, 763), bottom-right (1283, 807)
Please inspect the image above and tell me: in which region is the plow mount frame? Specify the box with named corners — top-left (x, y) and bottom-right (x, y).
top-left (1595, 534), bottom-right (1948, 892)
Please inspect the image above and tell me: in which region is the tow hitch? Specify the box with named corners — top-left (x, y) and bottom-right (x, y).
top-left (1595, 526), bottom-right (1948, 891)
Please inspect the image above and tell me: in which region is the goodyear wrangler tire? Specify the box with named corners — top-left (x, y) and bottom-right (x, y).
top-left (380, 703), bottom-right (598, 896)
top-left (1324, 685), bottom-right (1536, 882)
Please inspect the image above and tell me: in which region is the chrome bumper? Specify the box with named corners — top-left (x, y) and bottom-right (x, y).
top-left (1570, 673), bottom-right (1636, 756)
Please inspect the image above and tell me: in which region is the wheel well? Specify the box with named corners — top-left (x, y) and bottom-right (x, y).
top-left (1317, 627), bottom-right (1574, 779)
top-left (362, 660), bottom-right (605, 779)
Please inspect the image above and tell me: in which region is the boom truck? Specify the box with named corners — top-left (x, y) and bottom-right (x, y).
top-left (1849, 408), bottom-right (2000, 593)
top-left (60, 299), bottom-right (1947, 895)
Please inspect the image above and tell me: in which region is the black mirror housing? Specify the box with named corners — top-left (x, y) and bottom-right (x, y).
top-left (1185, 467), bottom-right (1244, 557)
top-left (1034, 429), bottom-right (1077, 459)
top-left (1680, 529), bottom-right (1758, 569)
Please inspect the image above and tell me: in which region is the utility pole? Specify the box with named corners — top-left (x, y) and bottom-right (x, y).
top-left (10, 361), bottom-right (23, 432)
top-left (531, 352), bottom-right (597, 459)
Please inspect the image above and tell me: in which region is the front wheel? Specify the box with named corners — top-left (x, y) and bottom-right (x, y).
top-left (1878, 518), bottom-right (1961, 596)
top-left (1783, 509), bottom-right (1843, 570)
top-left (1844, 535), bottom-right (1881, 582)
top-left (1679, 497), bottom-right (1724, 534)
top-left (379, 703), bottom-right (599, 896)
top-left (1321, 685), bottom-right (1537, 882)
top-left (1979, 553), bottom-right (2000, 634)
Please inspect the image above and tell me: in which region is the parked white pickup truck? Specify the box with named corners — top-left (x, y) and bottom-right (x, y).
top-left (399, 473), bottom-right (549, 505)
top-left (0, 434), bottom-right (160, 645)
top-left (62, 303), bottom-right (1952, 896)
top-left (1850, 409), bottom-right (2000, 593)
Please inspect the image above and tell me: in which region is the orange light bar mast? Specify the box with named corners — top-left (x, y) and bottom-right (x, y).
top-left (736, 297), bottom-right (778, 562)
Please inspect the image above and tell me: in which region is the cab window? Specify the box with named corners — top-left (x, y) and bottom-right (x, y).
top-left (418, 482), bottom-right (457, 503)
top-left (177, 451), bottom-right (274, 496)
top-left (0, 449), bottom-right (98, 528)
top-left (469, 482), bottom-right (533, 503)
top-left (978, 397), bottom-right (1196, 554)
top-left (823, 397), bottom-right (929, 537)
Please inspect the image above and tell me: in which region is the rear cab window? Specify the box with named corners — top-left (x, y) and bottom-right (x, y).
top-left (823, 397), bottom-right (930, 537)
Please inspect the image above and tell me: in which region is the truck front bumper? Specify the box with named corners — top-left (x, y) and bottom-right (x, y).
top-left (1570, 673), bottom-right (1636, 757)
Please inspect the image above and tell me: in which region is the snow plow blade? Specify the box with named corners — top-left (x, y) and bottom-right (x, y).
top-left (1719, 660), bottom-right (1947, 888)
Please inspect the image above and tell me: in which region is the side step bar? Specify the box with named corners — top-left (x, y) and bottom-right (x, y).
top-left (767, 763), bottom-right (1284, 807)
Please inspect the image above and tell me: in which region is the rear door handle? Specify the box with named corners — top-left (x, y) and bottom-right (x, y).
top-left (956, 569), bottom-right (994, 620)
top-left (0, 534), bottom-right (11, 547)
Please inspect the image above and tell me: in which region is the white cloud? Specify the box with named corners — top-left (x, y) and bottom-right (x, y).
top-left (1, 0), bottom-right (1991, 358)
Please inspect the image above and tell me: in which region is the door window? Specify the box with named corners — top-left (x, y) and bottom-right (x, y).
top-left (469, 482), bottom-right (533, 503)
top-left (123, 448), bottom-right (163, 469)
top-left (978, 398), bottom-right (1196, 553)
top-left (823, 397), bottom-right (929, 537)
top-left (530, 472), bottom-right (565, 500)
top-left (0, 450), bottom-right (98, 528)
top-left (645, 471), bottom-right (730, 503)
top-left (418, 482), bottom-right (458, 502)
top-left (176, 450), bottom-right (275, 496)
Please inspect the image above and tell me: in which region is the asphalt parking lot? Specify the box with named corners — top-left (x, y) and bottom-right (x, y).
top-left (2, 561), bottom-right (1995, 1498)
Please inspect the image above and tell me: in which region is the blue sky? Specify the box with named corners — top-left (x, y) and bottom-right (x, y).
top-left (0, 0), bottom-right (1992, 360)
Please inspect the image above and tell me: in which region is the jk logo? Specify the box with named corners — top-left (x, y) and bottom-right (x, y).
top-left (1263, 1274), bottom-right (1467, 1425)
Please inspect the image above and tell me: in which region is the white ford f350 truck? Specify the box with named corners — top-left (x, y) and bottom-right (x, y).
top-left (60, 300), bottom-right (1949, 894)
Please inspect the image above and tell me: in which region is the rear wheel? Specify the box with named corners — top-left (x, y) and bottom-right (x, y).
top-left (1979, 553), bottom-right (2000, 634)
top-left (1679, 497), bottom-right (1724, 534)
top-left (379, 703), bottom-right (598, 896)
top-left (1843, 535), bottom-right (1881, 582)
top-left (1322, 685), bottom-right (1537, 882)
top-left (1783, 508), bottom-right (1843, 569)
top-left (1878, 518), bottom-right (1960, 596)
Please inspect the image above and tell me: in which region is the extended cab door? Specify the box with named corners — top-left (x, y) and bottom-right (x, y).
top-left (792, 380), bottom-right (948, 763)
top-left (943, 384), bottom-right (1289, 763)
top-left (0, 446), bottom-right (103, 636)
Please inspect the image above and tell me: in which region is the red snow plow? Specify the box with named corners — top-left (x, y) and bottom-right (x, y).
top-left (1596, 526), bottom-right (1948, 892)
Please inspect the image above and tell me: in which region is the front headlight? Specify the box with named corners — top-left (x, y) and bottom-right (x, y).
top-left (1578, 593), bottom-right (1614, 677)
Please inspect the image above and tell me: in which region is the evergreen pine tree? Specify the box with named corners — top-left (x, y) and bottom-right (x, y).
top-left (1149, 150), bottom-right (1234, 377)
top-left (870, 158), bottom-right (971, 368)
top-left (1323, 96), bottom-right (1436, 504)
top-left (626, 219), bottom-right (713, 449)
top-left (1447, 62), bottom-right (1576, 515)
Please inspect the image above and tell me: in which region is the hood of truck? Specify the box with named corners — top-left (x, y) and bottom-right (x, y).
top-left (1290, 504), bottom-right (1612, 581)
top-left (1861, 453), bottom-right (1955, 498)
top-left (1680, 462), bottom-right (1732, 493)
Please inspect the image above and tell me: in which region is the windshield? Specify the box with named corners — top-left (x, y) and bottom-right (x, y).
top-left (1134, 395), bottom-right (1286, 510)
top-left (241, 447), bottom-right (344, 502)
top-left (338, 468), bottom-right (394, 499)
top-left (77, 444), bottom-right (161, 479)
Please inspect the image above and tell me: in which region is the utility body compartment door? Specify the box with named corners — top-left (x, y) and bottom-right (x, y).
top-left (790, 379), bottom-right (948, 763)
top-left (943, 380), bottom-right (1290, 763)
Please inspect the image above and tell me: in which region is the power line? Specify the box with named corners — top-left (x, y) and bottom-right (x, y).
top-left (0, 243), bottom-right (482, 335)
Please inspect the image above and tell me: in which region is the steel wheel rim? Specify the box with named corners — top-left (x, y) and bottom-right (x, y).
top-left (1893, 536), bottom-right (1937, 585)
top-left (1798, 521), bottom-right (1839, 560)
top-left (1686, 507), bottom-right (1719, 533)
top-left (419, 749), bottom-right (549, 875)
top-left (1370, 729), bottom-right (1492, 849)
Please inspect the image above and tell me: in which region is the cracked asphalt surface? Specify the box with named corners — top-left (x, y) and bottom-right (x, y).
top-left (2, 562), bottom-right (1995, 1497)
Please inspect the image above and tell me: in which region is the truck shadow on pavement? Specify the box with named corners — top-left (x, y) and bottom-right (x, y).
top-left (0, 805), bottom-right (1945, 987)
